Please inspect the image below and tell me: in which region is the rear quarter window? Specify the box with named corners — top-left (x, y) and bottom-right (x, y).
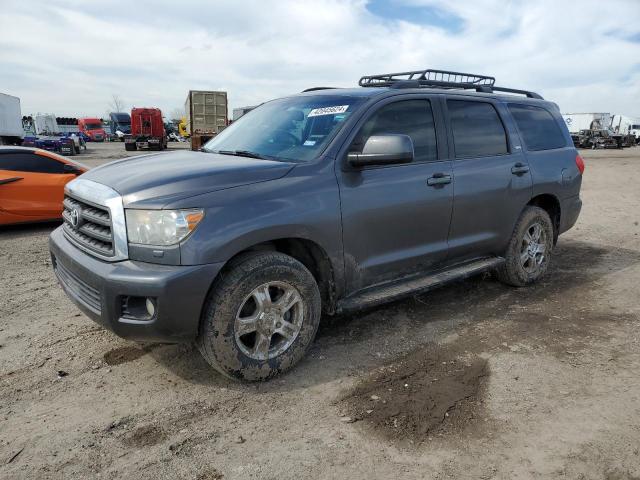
top-left (508, 104), bottom-right (567, 151)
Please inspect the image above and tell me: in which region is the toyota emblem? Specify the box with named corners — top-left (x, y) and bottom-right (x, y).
top-left (70, 208), bottom-right (80, 228)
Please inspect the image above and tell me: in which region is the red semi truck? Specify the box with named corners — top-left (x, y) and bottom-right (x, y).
top-left (78, 117), bottom-right (106, 142)
top-left (124, 107), bottom-right (167, 151)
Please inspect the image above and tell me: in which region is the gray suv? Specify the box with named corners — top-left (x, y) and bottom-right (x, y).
top-left (49, 69), bottom-right (584, 380)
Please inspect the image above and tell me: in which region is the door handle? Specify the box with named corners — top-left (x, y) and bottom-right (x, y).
top-left (511, 163), bottom-right (530, 175)
top-left (427, 173), bottom-right (452, 186)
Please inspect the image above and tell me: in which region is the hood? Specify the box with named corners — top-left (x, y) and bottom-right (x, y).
top-left (81, 150), bottom-right (295, 208)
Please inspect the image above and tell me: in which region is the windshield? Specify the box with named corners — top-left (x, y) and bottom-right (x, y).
top-left (203, 95), bottom-right (366, 162)
top-left (85, 123), bottom-right (102, 130)
top-left (113, 114), bottom-right (130, 123)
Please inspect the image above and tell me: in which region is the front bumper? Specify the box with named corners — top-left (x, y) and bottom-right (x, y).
top-left (49, 226), bottom-right (223, 342)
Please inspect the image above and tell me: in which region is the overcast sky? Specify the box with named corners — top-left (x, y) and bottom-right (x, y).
top-left (1, 0), bottom-right (639, 119)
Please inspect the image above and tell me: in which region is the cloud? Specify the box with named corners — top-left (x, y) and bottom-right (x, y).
top-left (0, 0), bottom-right (639, 118)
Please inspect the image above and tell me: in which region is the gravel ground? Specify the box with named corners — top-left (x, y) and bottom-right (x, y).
top-left (1, 144), bottom-right (639, 479)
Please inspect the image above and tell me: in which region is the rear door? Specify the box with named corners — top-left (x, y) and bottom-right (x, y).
top-left (337, 95), bottom-right (454, 291)
top-left (507, 103), bottom-right (580, 205)
top-left (0, 150), bottom-right (76, 221)
top-left (444, 97), bottom-right (533, 261)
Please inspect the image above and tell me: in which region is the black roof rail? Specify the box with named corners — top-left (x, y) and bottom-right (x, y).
top-left (302, 87), bottom-right (337, 92)
top-left (359, 68), bottom-right (542, 99)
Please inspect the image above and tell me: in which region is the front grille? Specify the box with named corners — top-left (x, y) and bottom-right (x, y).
top-left (62, 195), bottom-right (114, 257)
top-left (53, 256), bottom-right (102, 313)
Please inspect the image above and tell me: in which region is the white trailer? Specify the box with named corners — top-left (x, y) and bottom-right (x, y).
top-left (0, 92), bottom-right (24, 145)
top-left (562, 113), bottom-right (611, 133)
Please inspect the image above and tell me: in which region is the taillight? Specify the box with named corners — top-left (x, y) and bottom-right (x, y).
top-left (575, 154), bottom-right (585, 174)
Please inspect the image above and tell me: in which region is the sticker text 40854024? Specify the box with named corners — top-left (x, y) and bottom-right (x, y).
top-left (308, 105), bottom-right (349, 117)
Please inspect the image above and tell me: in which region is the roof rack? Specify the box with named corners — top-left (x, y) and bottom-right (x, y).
top-left (358, 69), bottom-right (543, 99)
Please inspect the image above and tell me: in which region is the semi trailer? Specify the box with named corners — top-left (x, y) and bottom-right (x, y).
top-left (0, 93), bottom-right (24, 145)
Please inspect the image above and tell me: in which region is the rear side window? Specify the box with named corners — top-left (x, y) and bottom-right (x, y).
top-left (509, 104), bottom-right (566, 151)
top-left (352, 100), bottom-right (438, 163)
top-left (0, 153), bottom-right (66, 173)
top-left (447, 100), bottom-right (508, 158)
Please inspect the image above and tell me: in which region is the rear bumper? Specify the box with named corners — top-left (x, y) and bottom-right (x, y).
top-left (559, 195), bottom-right (582, 234)
top-left (49, 226), bottom-right (223, 342)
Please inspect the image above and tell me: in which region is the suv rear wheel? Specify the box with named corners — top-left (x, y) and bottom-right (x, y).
top-left (497, 206), bottom-right (554, 287)
top-left (197, 252), bottom-right (321, 381)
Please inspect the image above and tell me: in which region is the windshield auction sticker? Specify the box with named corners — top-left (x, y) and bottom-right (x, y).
top-left (308, 105), bottom-right (349, 117)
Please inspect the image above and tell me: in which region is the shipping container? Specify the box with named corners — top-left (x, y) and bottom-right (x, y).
top-left (184, 90), bottom-right (228, 136)
top-left (0, 93), bottom-right (24, 144)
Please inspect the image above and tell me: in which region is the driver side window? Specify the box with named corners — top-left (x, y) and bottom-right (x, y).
top-left (351, 100), bottom-right (438, 163)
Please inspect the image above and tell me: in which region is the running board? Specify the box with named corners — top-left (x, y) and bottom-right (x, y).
top-left (336, 256), bottom-right (504, 314)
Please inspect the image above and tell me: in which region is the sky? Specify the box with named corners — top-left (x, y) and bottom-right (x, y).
top-left (1, 0), bottom-right (639, 119)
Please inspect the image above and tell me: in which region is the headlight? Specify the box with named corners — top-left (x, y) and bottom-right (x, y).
top-left (125, 209), bottom-right (204, 246)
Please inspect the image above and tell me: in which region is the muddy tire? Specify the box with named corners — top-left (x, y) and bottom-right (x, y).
top-left (196, 252), bottom-right (321, 381)
top-left (496, 206), bottom-right (554, 287)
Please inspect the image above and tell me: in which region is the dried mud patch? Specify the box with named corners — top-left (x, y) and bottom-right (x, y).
top-left (121, 425), bottom-right (167, 448)
top-left (340, 345), bottom-right (488, 445)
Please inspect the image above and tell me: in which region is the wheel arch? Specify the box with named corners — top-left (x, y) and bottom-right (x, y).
top-left (527, 193), bottom-right (561, 244)
top-left (213, 237), bottom-right (338, 315)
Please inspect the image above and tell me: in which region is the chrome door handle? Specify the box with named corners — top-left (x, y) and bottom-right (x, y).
top-left (427, 173), bottom-right (452, 186)
top-left (511, 163), bottom-right (530, 175)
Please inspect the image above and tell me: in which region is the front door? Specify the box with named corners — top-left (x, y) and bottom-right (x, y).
top-left (338, 97), bottom-right (453, 292)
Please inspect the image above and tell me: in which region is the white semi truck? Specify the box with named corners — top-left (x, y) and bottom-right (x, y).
top-left (610, 114), bottom-right (640, 140)
top-left (0, 92), bottom-right (24, 145)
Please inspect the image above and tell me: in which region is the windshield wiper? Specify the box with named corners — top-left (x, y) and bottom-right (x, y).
top-left (216, 150), bottom-right (266, 159)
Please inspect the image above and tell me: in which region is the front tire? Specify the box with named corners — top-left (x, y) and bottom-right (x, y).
top-left (197, 252), bottom-right (321, 381)
top-left (497, 206), bottom-right (554, 287)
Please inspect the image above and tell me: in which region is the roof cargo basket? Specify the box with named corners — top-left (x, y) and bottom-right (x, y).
top-left (358, 69), bottom-right (542, 99)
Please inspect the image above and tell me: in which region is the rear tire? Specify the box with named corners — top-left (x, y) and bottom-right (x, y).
top-left (125, 143), bottom-right (137, 151)
top-left (497, 206), bottom-right (554, 287)
top-left (197, 252), bottom-right (321, 381)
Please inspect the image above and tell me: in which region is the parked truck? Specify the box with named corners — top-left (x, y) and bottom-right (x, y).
top-left (124, 107), bottom-right (167, 151)
top-left (23, 113), bottom-right (86, 155)
top-left (78, 117), bottom-right (106, 142)
top-left (610, 114), bottom-right (640, 144)
top-left (109, 112), bottom-right (131, 141)
top-left (184, 90), bottom-right (228, 151)
top-left (0, 93), bottom-right (24, 145)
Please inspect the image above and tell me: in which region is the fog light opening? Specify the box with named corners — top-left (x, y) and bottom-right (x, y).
top-left (121, 296), bottom-right (156, 321)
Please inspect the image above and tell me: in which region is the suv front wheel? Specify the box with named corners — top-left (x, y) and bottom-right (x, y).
top-left (497, 206), bottom-right (554, 287)
top-left (197, 252), bottom-right (321, 381)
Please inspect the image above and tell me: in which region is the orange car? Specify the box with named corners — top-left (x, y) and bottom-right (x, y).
top-left (0, 146), bottom-right (87, 225)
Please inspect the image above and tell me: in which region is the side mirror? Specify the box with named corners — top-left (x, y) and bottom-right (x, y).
top-left (347, 134), bottom-right (414, 167)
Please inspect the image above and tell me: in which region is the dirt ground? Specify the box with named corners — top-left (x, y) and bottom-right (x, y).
top-left (1, 143), bottom-right (640, 479)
